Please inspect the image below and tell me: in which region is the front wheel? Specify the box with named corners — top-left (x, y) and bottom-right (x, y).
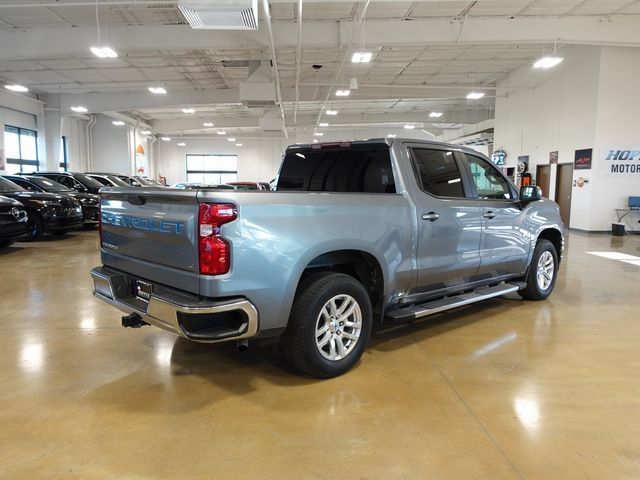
top-left (20, 212), bottom-right (43, 242)
top-left (518, 239), bottom-right (558, 300)
top-left (280, 272), bottom-right (372, 378)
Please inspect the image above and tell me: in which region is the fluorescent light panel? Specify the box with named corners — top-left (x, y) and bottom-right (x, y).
top-left (325, 110), bottom-right (338, 116)
top-left (5, 84), bottom-right (28, 92)
top-left (90, 46), bottom-right (118, 58)
top-left (148, 87), bottom-right (167, 94)
top-left (351, 52), bottom-right (373, 63)
top-left (161, 137), bottom-right (171, 141)
top-left (141, 129), bottom-right (151, 135)
top-left (177, 142), bottom-right (186, 147)
top-left (227, 137), bottom-right (236, 142)
top-left (467, 92), bottom-right (485, 100)
top-left (70, 106), bottom-right (88, 113)
top-left (533, 56), bottom-right (564, 69)
top-left (203, 122), bottom-right (214, 127)
top-left (235, 143), bottom-right (243, 147)
top-left (429, 112), bottom-right (443, 118)
top-left (335, 89), bottom-right (350, 97)
top-left (319, 122), bottom-right (329, 127)
top-left (217, 131), bottom-right (226, 135)
top-left (112, 120), bottom-right (125, 126)
top-left (182, 107), bottom-right (196, 114)
top-left (404, 125), bottom-right (415, 130)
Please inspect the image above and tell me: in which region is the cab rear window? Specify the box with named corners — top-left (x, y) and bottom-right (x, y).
top-left (277, 146), bottom-right (396, 193)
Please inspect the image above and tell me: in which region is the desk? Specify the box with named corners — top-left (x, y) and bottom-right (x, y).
top-left (615, 208), bottom-right (640, 232)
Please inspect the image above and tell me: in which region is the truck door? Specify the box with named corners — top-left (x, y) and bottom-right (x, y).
top-left (460, 153), bottom-right (530, 277)
top-left (407, 146), bottom-right (482, 292)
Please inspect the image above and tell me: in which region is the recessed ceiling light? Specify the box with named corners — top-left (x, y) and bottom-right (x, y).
top-left (227, 137), bottom-right (236, 142)
top-left (314, 132), bottom-right (324, 137)
top-left (312, 139), bottom-right (319, 143)
top-left (335, 89), bottom-right (350, 97)
top-left (161, 136), bottom-right (171, 141)
top-left (466, 92), bottom-right (485, 100)
top-left (217, 131), bottom-right (226, 135)
top-left (429, 112), bottom-right (443, 118)
top-left (404, 125), bottom-right (416, 130)
top-left (235, 143), bottom-right (243, 147)
top-left (177, 142), bottom-right (186, 147)
top-left (203, 122), bottom-right (214, 127)
top-left (112, 120), bottom-right (125, 126)
top-left (325, 110), bottom-right (338, 116)
top-left (387, 134), bottom-right (397, 138)
top-left (533, 56), bottom-right (564, 69)
top-left (70, 106), bottom-right (88, 113)
top-left (140, 129), bottom-right (151, 135)
top-left (4, 84), bottom-right (28, 93)
top-left (319, 122), bottom-right (329, 127)
top-left (90, 46), bottom-right (118, 58)
top-left (182, 107), bottom-right (196, 114)
top-left (351, 52), bottom-right (373, 63)
top-left (148, 86), bottom-right (167, 94)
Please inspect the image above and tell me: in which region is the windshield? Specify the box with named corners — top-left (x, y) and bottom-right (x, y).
top-left (0, 177), bottom-right (25, 193)
top-left (107, 175), bottom-right (130, 187)
top-left (133, 176), bottom-right (155, 186)
top-left (27, 176), bottom-right (72, 192)
top-left (73, 173), bottom-right (104, 189)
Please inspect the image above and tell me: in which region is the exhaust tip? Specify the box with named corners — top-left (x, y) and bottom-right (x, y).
top-left (237, 339), bottom-right (249, 351)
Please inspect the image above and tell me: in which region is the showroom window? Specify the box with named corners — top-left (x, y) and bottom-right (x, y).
top-left (186, 154), bottom-right (238, 185)
top-left (4, 125), bottom-right (39, 174)
top-left (59, 136), bottom-right (68, 172)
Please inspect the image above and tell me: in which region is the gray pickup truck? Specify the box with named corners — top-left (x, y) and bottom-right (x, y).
top-left (91, 138), bottom-right (563, 378)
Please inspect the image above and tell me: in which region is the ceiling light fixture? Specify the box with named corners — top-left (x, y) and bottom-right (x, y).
top-left (70, 106), bottom-right (88, 113)
top-left (335, 89), bottom-right (350, 97)
top-left (404, 125), bottom-right (416, 130)
top-left (533, 56), bottom-right (564, 69)
top-left (177, 142), bottom-right (186, 147)
top-left (182, 107), bottom-right (196, 114)
top-left (429, 112), bottom-right (443, 118)
top-left (90, 46), bottom-right (118, 58)
top-left (467, 92), bottom-right (485, 100)
top-left (112, 120), bottom-right (125, 126)
top-left (319, 122), bottom-right (329, 127)
top-left (227, 137), bottom-right (236, 142)
top-left (148, 86), bottom-right (167, 94)
top-left (351, 52), bottom-right (373, 63)
top-left (161, 136), bottom-right (171, 141)
top-left (141, 129), bottom-right (151, 135)
top-left (325, 110), bottom-right (338, 116)
top-left (235, 143), bottom-right (243, 147)
top-left (387, 134), bottom-right (397, 138)
top-left (314, 132), bottom-right (324, 137)
top-left (4, 84), bottom-right (28, 93)
top-left (217, 131), bottom-right (226, 135)
top-left (203, 122), bottom-right (214, 127)
top-left (312, 139), bottom-right (319, 143)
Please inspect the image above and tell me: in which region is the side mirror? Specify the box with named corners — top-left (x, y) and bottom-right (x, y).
top-left (520, 185), bottom-right (542, 203)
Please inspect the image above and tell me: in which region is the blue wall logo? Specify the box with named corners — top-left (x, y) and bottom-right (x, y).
top-left (101, 211), bottom-right (185, 234)
top-left (604, 149), bottom-right (640, 174)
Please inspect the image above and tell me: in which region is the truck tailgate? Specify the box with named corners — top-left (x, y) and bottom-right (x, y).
top-left (99, 188), bottom-right (200, 292)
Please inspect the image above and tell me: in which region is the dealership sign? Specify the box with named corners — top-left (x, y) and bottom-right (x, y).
top-left (600, 148), bottom-right (640, 175)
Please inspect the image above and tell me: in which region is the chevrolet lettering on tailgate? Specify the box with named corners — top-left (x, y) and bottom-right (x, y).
top-left (101, 211), bottom-right (185, 234)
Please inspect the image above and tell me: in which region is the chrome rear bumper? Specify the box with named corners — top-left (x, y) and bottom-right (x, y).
top-left (91, 266), bottom-right (258, 343)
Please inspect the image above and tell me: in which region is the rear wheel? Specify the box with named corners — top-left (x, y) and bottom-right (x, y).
top-left (518, 239), bottom-right (558, 300)
top-left (20, 212), bottom-right (43, 242)
top-left (280, 272), bottom-right (372, 378)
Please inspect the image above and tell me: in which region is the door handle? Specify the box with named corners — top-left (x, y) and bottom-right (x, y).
top-left (483, 211), bottom-right (496, 219)
top-left (422, 212), bottom-right (440, 222)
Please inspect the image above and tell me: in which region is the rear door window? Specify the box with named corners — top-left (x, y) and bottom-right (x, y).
top-left (277, 146), bottom-right (396, 193)
top-left (409, 148), bottom-right (465, 198)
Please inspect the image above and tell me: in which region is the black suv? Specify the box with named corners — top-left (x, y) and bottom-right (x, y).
top-left (28, 172), bottom-right (104, 195)
top-left (5, 175), bottom-right (100, 226)
top-left (0, 177), bottom-right (83, 241)
top-left (0, 195), bottom-right (28, 248)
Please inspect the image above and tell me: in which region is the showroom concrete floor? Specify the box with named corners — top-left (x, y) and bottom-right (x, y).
top-left (1, 231), bottom-right (639, 479)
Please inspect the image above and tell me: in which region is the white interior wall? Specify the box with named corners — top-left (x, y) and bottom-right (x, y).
top-left (61, 115), bottom-right (89, 172)
top-left (91, 113), bottom-right (130, 174)
top-left (494, 46), bottom-right (602, 230)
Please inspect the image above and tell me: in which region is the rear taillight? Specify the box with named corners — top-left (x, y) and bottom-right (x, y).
top-left (198, 203), bottom-right (237, 275)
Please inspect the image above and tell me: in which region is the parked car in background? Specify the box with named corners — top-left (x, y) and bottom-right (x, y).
top-left (133, 176), bottom-right (165, 187)
top-left (175, 183), bottom-right (237, 190)
top-left (5, 175), bottom-right (100, 226)
top-left (88, 172), bottom-right (154, 188)
top-left (28, 172), bottom-right (104, 195)
top-left (0, 195), bottom-right (28, 248)
top-left (227, 181), bottom-right (270, 190)
top-left (87, 173), bottom-right (130, 188)
top-left (0, 177), bottom-right (83, 241)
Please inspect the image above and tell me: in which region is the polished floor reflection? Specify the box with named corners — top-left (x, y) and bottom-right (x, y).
top-left (1, 231), bottom-right (639, 479)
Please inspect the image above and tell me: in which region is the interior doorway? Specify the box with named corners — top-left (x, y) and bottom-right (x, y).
top-left (536, 164), bottom-right (551, 198)
top-left (555, 163), bottom-right (573, 227)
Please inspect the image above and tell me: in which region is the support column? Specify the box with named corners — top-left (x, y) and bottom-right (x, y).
top-left (43, 94), bottom-right (62, 171)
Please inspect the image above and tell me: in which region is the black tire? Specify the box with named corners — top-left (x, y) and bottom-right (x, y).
top-left (0, 239), bottom-right (16, 248)
top-left (280, 272), bottom-right (372, 378)
top-left (518, 239), bottom-right (558, 300)
top-left (21, 212), bottom-right (43, 242)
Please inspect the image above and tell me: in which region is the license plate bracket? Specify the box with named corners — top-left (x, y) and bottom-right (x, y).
top-left (134, 280), bottom-right (153, 301)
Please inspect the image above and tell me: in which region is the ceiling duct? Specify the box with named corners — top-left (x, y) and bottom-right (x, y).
top-left (240, 61), bottom-right (276, 109)
top-left (178, 0), bottom-right (258, 30)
